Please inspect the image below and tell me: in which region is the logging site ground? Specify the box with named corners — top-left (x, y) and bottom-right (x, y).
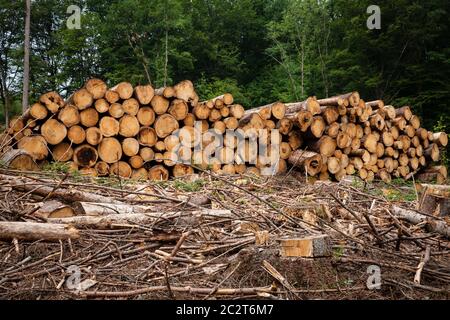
top-left (1, 0), bottom-right (450, 304)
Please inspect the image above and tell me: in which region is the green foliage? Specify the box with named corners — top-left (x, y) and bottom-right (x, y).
top-left (173, 179), bottom-right (205, 192)
top-left (0, 0), bottom-right (449, 131)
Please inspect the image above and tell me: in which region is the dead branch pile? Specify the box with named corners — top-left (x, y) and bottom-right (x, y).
top-left (0, 169), bottom-right (448, 300)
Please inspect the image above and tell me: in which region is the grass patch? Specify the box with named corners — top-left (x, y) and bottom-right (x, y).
top-left (173, 179), bottom-right (205, 192)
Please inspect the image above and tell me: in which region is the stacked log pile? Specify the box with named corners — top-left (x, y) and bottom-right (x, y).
top-left (282, 93), bottom-right (448, 183)
top-left (0, 79), bottom-right (278, 179)
top-left (0, 79), bottom-right (447, 183)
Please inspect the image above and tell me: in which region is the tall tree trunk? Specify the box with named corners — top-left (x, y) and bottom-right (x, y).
top-left (163, 0), bottom-right (169, 87)
top-left (0, 76), bottom-right (9, 127)
top-left (22, 0), bottom-right (31, 112)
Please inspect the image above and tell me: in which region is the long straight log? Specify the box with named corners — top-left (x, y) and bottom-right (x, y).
top-left (47, 210), bottom-right (233, 228)
top-left (0, 222), bottom-right (79, 241)
top-left (392, 206), bottom-right (450, 238)
top-left (0, 174), bottom-right (124, 204)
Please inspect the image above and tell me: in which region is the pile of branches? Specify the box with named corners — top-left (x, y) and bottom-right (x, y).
top-left (0, 169), bottom-right (448, 300)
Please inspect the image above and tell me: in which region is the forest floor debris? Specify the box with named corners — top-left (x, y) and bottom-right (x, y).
top-left (0, 168), bottom-right (448, 300)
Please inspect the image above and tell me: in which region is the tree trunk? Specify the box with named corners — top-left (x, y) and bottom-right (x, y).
top-left (0, 222), bottom-right (79, 241)
top-left (21, 0), bottom-right (31, 113)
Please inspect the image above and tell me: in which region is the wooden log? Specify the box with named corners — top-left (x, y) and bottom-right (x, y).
top-left (122, 98), bottom-right (140, 115)
top-left (276, 118), bottom-right (293, 136)
top-left (154, 114), bottom-right (180, 138)
top-left (98, 137), bottom-right (122, 164)
top-left (288, 150), bottom-right (322, 176)
top-left (17, 135), bottom-right (48, 160)
top-left (365, 100), bottom-right (384, 109)
top-left (47, 209), bottom-right (232, 228)
top-left (131, 168), bottom-right (149, 180)
top-left (73, 144), bottom-right (98, 167)
top-left (151, 95), bottom-right (170, 115)
top-left (409, 115), bottom-right (421, 130)
top-left (230, 104), bottom-right (245, 119)
top-left (361, 133), bottom-right (377, 153)
top-left (321, 106), bottom-right (339, 125)
top-left (392, 206), bottom-right (449, 238)
top-left (154, 86), bottom-right (175, 99)
top-left (169, 99), bottom-right (189, 120)
top-left (430, 132), bottom-right (448, 147)
top-left (135, 106), bottom-right (155, 127)
top-left (183, 113), bottom-right (196, 127)
top-left (404, 125), bottom-right (415, 138)
top-left (307, 116), bottom-right (326, 138)
top-left (317, 94), bottom-right (350, 107)
top-left (138, 127), bottom-right (157, 147)
top-left (119, 115), bottom-right (140, 137)
top-left (99, 116), bottom-right (120, 137)
top-left (140, 147), bottom-right (155, 162)
top-left (129, 155), bottom-right (144, 169)
top-left (39, 91), bottom-right (65, 113)
top-left (307, 136), bottom-right (336, 157)
top-left (29, 102), bottom-right (48, 120)
top-left (422, 166), bottom-right (447, 179)
top-left (220, 106), bottom-right (230, 118)
top-left (105, 90), bottom-right (120, 104)
top-left (58, 105), bottom-right (80, 127)
top-left (0, 222), bottom-right (79, 241)
top-left (416, 128), bottom-right (428, 141)
top-left (279, 234), bottom-right (330, 257)
top-left (424, 144), bottom-right (440, 162)
top-left (0, 149), bottom-right (38, 171)
top-left (70, 88), bottom-right (94, 110)
top-left (416, 172), bottom-right (445, 184)
top-left (173, 164), bottom-right (195, 177)
top-left (134, 84), bottom-right (155, 105)
top-left (41, 119), bottom-right (67, 145)
top-left (395, 106), bottom-right (412, 121)
top-left (122, 138), bottom-right (140, 157)
top-left (95, 161), bottom-right (110, 176)
top-left (336, 132), bottom-right (351, 149)
top-left (369, 114), bottom-right (385, 131)
top-left (110, 161), bottom-right (132, 178)
top-left (109, 102), bottom-right (124, 118)
top-left (111, 82), bottom-right (133, 100)
top-left (67, 125), bottom-right (86, 144)
top-left (393, 117), bottom-right (407, 130)
top-left (33, 200), bottom-right (75, 219)
top-left (173, 80), bottom-right (199, 106)
top-left (80, 108), bottom-right (99, 127)
top-left (0, 173), bottom-right (124, 203)
top-left (148, 165), bottom-right (169, 181)
top-left (286, 97), bottom-right (320, 115)
top-left (288, 131), bottom-right (303, 150)
top-left (295, 110), bottom-right (313, 132)
top-left (327, 157), bottom-right (340, 174)
top-left (52, 143), bottom-right (74, 162)
top-left (85, 78), bottom-right (107, 99)
top-left (325, 122), bottom-right (340, 139)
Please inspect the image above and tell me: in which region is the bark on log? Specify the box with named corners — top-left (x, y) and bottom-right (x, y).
top-left (0, 222), bottom-right (79, 241)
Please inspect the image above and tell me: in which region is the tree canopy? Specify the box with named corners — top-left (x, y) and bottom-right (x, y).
top-left (1, 0), bottom-right (449, 132)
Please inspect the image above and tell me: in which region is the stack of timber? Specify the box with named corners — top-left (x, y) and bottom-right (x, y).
top-left (279, 93), bottom-right (448, 183)
top-left (0, 79), bottom-right (447, 183)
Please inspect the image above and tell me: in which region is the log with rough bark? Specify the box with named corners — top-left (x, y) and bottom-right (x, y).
top-left (47, 209), bottom-right (233, 228)
top-left (392, 206), bottom-right (449, 238)
top-left (0, 222), bottom-right (79, 241)
top-left (0, 149), bottom-right (38, 171)
top-left (288, 150), bottom-right (322, 176)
